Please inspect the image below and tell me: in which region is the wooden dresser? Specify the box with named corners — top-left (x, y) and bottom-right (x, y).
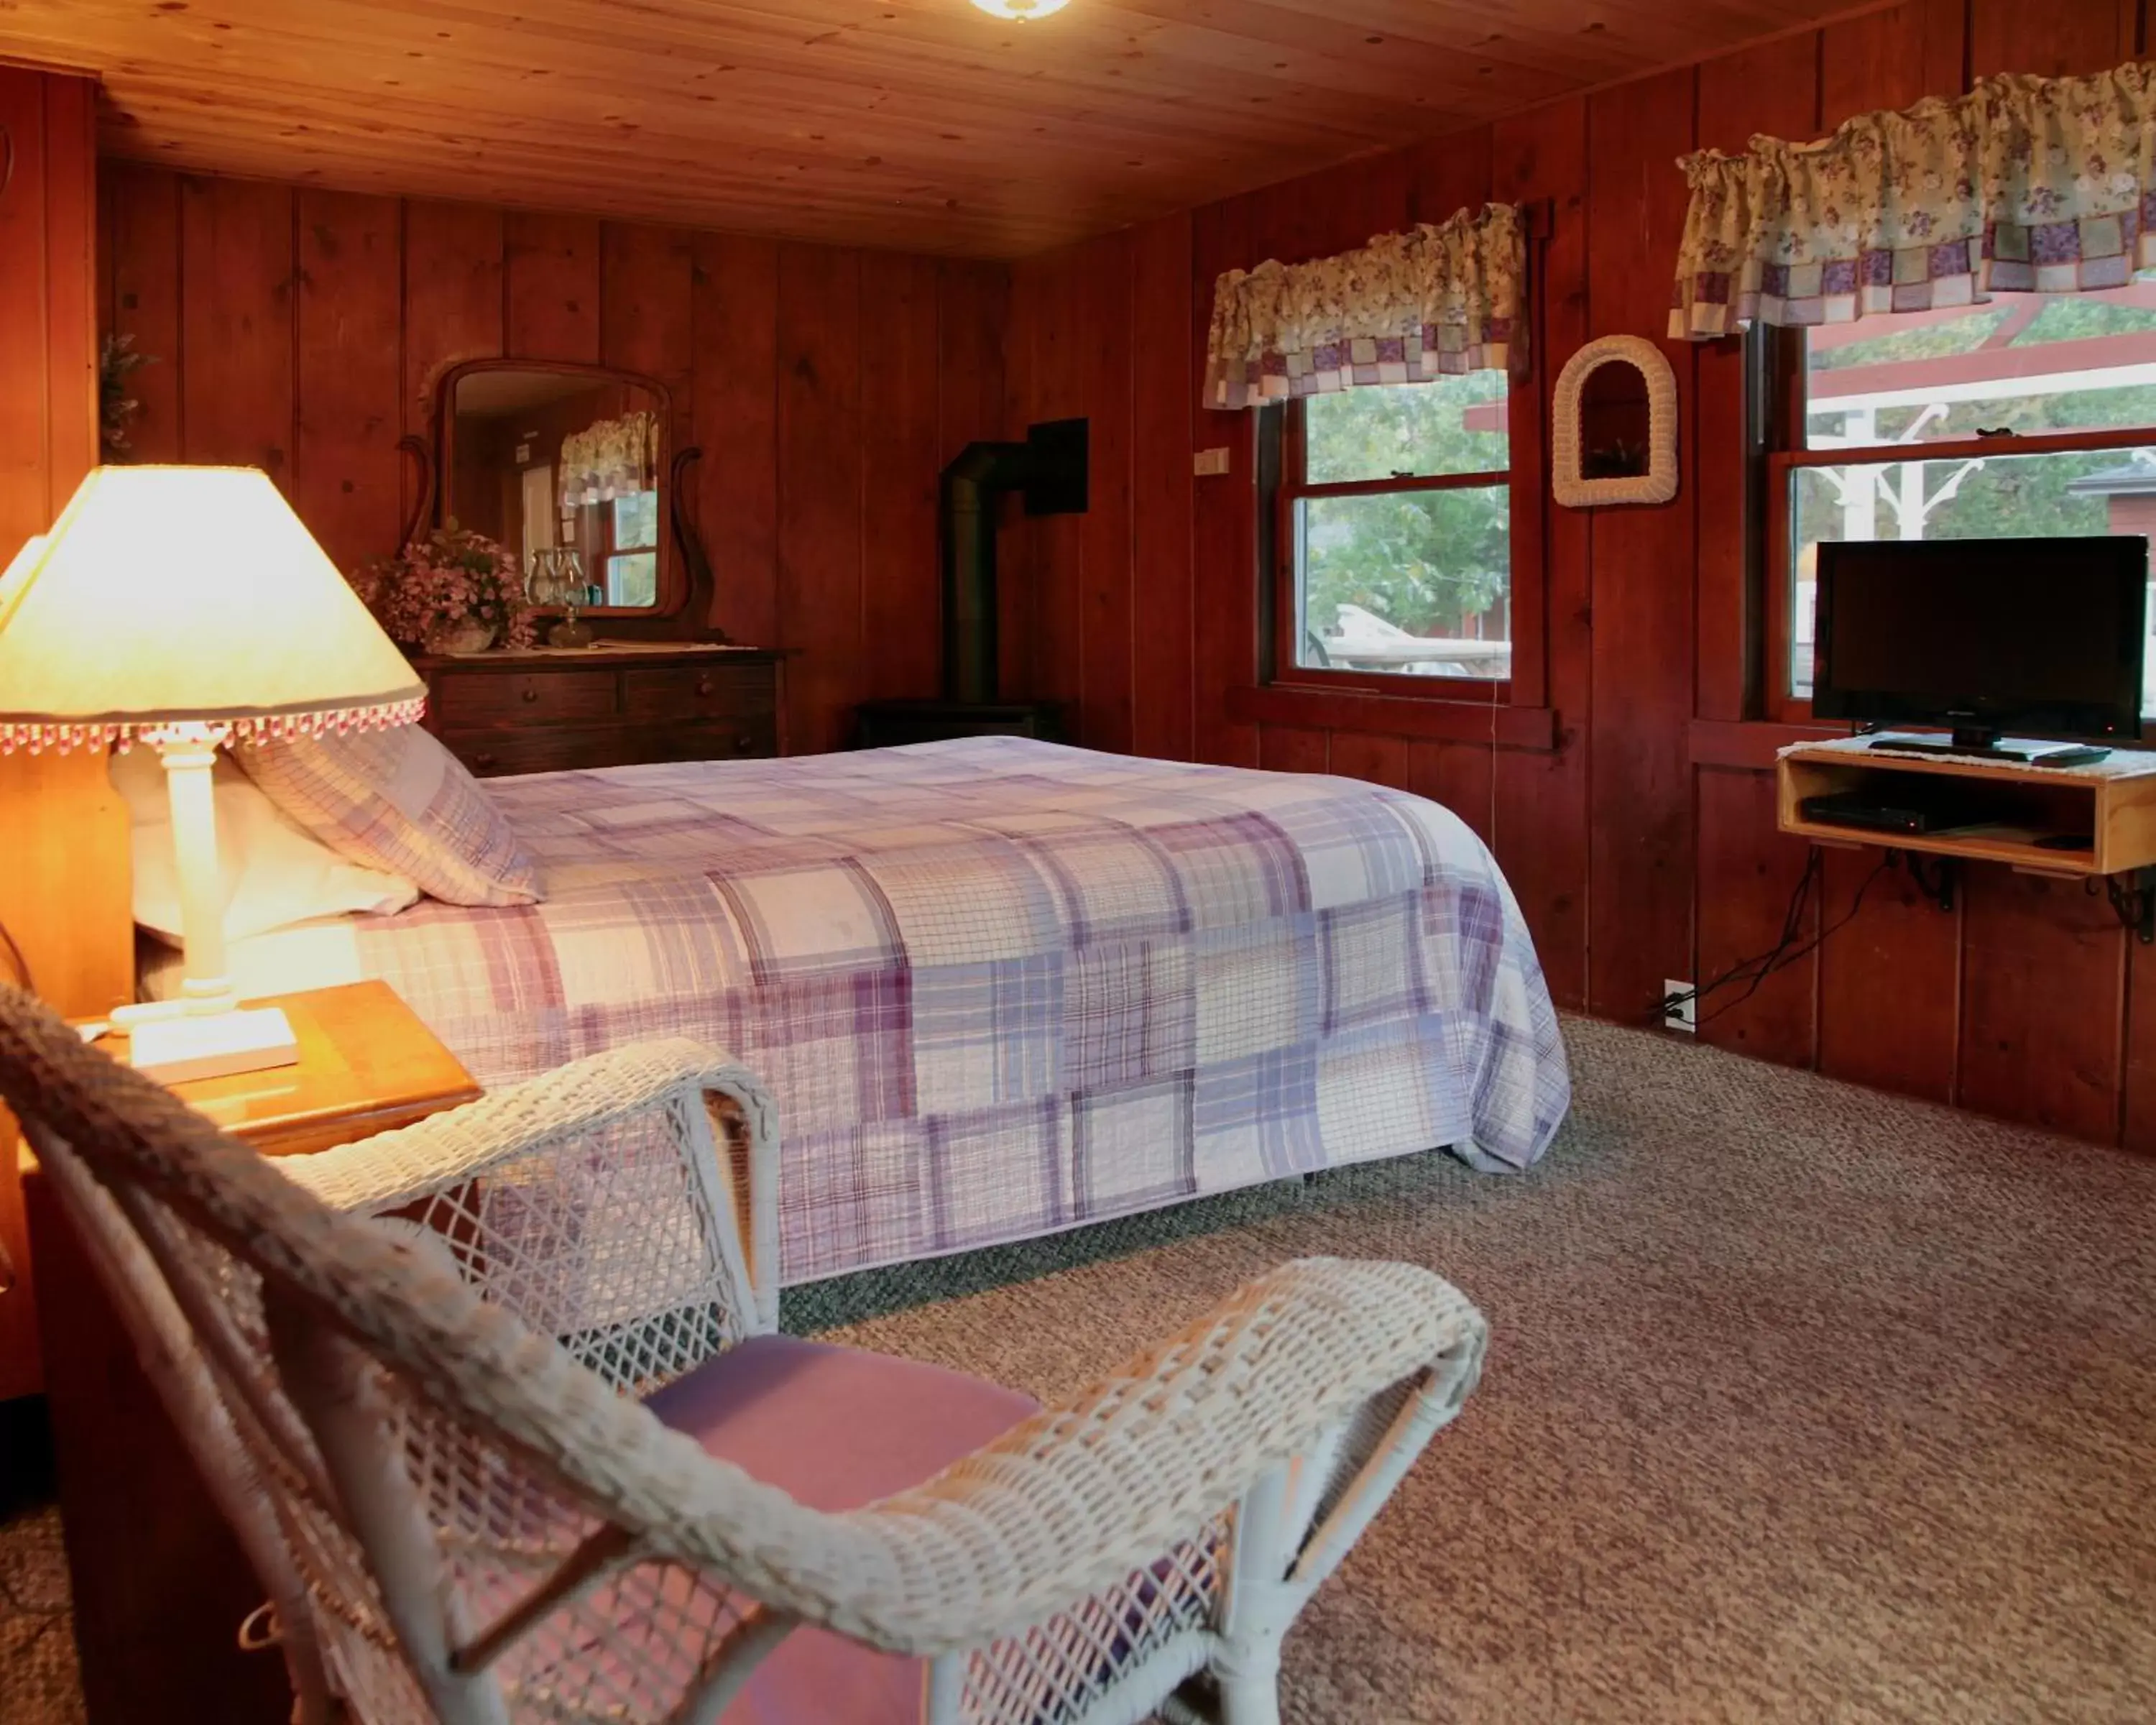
top-left (417, 643), bottom-right (786, 776)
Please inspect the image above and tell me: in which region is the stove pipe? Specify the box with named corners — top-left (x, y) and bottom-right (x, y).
top-left (939, 417), bottom-right (1088, 706)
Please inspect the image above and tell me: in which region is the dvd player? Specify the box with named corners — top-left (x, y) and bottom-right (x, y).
top-left (1798, 788), bottom-right (1953, 835)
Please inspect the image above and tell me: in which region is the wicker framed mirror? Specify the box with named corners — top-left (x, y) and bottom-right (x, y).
top-left (1552, 335), bottom-right (1680, 508)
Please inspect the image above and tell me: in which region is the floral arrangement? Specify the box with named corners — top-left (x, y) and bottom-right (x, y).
top-left (349, 523), bottom-right (538, 653)
top-left (100, 333), bottom-right (155, 456)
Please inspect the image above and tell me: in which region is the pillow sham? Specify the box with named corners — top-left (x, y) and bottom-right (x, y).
top-left (235, 726), bottom-right (543, 908)
top-left (110, 747), bottom-right (420, 943)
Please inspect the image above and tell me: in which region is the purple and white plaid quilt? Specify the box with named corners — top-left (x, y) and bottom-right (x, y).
top-left (195, 738), bottom-right (1569, 1284)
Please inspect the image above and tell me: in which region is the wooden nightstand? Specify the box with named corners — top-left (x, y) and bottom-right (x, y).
top-left (23, 980), bottom-right (479, 1725)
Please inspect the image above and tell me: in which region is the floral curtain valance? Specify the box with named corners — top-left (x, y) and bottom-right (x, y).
top-left (1671, 61), bottom-right (2156, 339)
top-left (1202, 202), bottom-right (1524, 410)
top-left (560, 409), bottom-right (660, 507)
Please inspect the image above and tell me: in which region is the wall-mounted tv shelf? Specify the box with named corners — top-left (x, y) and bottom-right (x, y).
top-left (1777, 737), bottom-right (2156, 937)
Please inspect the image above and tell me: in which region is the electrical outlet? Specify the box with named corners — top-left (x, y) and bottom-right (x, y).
top-left (1192, 447), bottom-right (1232, 477)
top-left (1662, 979), bottom-right (1696, 1034)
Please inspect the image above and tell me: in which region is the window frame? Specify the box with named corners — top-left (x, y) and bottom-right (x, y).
top-left (1265, 386), bottom-right (1518, 704)
top-left (1763, 321), bottom-right (2156, 723)
top-left (603, 488), bottom-right (660, 607)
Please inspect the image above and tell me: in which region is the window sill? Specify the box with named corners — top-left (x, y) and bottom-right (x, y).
top-left (1230, 684), bottom-right (1557, 750)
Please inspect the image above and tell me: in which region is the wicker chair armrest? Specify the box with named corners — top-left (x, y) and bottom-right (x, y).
top-left (643, 1256), bottom-right (1485, 1655)
top-left (279, 1039), bottom-right (781, 1330)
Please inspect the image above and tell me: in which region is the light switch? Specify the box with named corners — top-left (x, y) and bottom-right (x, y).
top-left (1192, 447), bottom-right (1232, 477)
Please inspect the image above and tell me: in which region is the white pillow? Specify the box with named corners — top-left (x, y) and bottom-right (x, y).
top-left (110, 746), bottom-right (420, 944)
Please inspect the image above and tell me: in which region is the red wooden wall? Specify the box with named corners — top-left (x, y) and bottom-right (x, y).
top-left (1003, 0), bottom-right (2156, 1151)
top-left (0, 64), bottom-right (101, 1401)
top-left (95, 167), bottom-right (1010, 755)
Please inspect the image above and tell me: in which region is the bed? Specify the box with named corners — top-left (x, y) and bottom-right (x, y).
top-left (147, 736), bottom-right (1570, 1285)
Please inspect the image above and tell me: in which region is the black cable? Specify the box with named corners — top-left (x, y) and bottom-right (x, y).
top-left (1650, 847), bottom-right (1895, 1029)
top-left (1694, 852), bottom-right (1894, 1029)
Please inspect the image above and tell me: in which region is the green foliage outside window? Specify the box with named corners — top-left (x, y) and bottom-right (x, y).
top-left (1299, 378), bottom-right (1511, 645)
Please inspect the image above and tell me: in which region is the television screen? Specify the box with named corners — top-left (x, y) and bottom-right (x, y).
top-left (1813, 536), bottom-right (2149, 742)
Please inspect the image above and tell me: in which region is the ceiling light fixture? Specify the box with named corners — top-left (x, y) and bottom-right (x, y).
top-left (969, 0), bottom-right (1070, 19)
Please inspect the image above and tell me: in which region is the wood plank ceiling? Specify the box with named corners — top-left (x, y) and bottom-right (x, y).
top-left (7, 0), bottom-right (1866, 257)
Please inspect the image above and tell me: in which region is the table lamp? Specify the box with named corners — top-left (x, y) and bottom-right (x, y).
top-left (0, 466), bottom-right (425, 1082)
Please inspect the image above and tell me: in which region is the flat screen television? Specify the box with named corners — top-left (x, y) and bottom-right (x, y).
top-left (1812, 535), bottom-right (2150, 760)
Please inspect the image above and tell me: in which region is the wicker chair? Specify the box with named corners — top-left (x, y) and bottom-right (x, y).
top-left (0, 983), bottom-right (1488, 1725)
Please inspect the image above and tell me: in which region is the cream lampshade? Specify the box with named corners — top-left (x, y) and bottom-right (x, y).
top-left (0, 465), bottom-right (425, 1081)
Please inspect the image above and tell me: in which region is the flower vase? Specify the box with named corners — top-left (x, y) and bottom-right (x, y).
top-left (425, 617), bottom-right (498, 656)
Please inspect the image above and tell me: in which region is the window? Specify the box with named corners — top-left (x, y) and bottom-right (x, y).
top-left (606, 489), bottom-right (659, 607)
top-left (1274, 374), bottom-right (1513, 687)
top-left (1772, 283), bottom-right (2156, 714)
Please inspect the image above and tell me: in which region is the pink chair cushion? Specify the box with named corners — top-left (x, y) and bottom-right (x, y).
top-left (642, 1334), bottom-right (1040, 1725)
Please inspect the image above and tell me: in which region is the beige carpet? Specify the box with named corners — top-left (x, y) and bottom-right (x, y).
top-left (6, 1016), bottom-right (2155, 1722)
top-left (818, 1018), bottom-right (2156, 1724)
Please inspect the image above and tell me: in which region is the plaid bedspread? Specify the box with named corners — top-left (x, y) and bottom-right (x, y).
top-left (211, 738), bottom-right (1570, 1283)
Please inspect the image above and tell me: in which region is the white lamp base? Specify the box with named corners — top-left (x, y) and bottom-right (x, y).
top-left (129, 1006), bottom-right (300, 1085)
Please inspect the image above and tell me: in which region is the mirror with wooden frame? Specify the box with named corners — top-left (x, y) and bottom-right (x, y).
top-left (436, 360), bottom-right (678, 618)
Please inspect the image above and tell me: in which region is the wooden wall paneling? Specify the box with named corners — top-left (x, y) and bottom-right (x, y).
top-left (775, 243), bottom-right (864, 755)
top-left (0, 67), bottom-right (105, 1405)
top-left (933, 258), bottom-right (1012, 699)
top-left (1817, 847), bottom-right (1961, 1105)
top-left (935, 262), bottom-right (1009, 472)
top-left (505, 211), bottom-right (602, 364)
top-left (1968, 0), bottom-right (2134, 78)
top-left (1257, 724), bottom-right (1329, 775)
top-left (859, 251), bottom-right (943, 704)
top-left (1491, 98), bottom-right (1591, 1011)
top-left (691, 231), bottom-right (780, 644)
top-left (42, 71), bottom-right (98, 500)
top-left (1414, 739), bottom-right (1497, 850)
top-left (0, 68), bottom-right (53, 543)
top-left (1583, 68), bottom-right (1700, 1024)
top-left (94, 165), bottom-right (114, 339)
top-left (178, 175), bottom-right (296, 480)
top-left (1339, 148), bottom-right (1416, 254)
top-left (1693, 32), bottom-right (1819, 725)
top-left (1262, 146), bottom-right (1414, 266)
top-left (294, 190), bottom-right (403, 577)
top-left (601, 222), bottom-right (697, 457)
top-left (1820, 1), bottom-right (1971, 119)
top-left (100, 163), bottom-right (183, 465)
top-left (1693, 767), bottom-right (1817, 1064)
top-left (2122, 934), bottom-right (2156, 1151)
top-left (1807, 1), bottom-right (1969, 1103)
top-left (1327, 730), bottom-right (1414, 792)
top-left (1130, 212), bottom-right (1197, 763)
top-left (999, 259), bottom-right (1042, 703)
top-left (401, 199), bottom-right (505, 498)
top-left (1406, 126), bottom-right (1495, 230)
top-left (1189, 192), bottom-right (1260, 768)
top-left (1687, 35), bottom-right (1823, 1062)
top-left (1078, 229), bottom-right (1136, 755)
top-left (1957, 868), bottom-right (2126, 1143)
top-left (1022, 252), bottom-right (1086, 731)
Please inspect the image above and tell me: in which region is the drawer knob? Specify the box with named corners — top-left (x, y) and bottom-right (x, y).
top-left (473, 751), bottom-right (497, 768)
top-left (696, 674), bottom-right (717, 697)
top-left (522, 687), bottom-right (540, 704)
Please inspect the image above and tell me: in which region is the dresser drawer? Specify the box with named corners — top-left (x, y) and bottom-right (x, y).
top-left (441, 719), bottom-right (776, 778)
top-left (433, 668), bottom-right (619, 727)
top-left (439, 728), bottom-right (620, 777)
top-left (620, 663), bottom-right (777, 722)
